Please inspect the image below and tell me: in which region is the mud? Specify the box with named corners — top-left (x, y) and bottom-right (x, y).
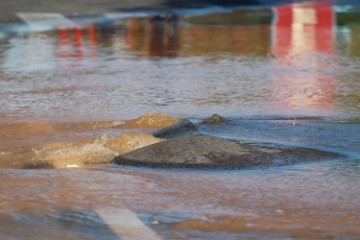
top-left (114, 135), bottom-right (343, 169)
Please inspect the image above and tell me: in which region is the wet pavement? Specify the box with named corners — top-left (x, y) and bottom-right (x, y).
top-left (0, 0), bottom-right (360, 239)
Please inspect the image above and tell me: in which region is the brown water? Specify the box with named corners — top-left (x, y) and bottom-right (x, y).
top-left (0, 3), bottom-right (360, 239)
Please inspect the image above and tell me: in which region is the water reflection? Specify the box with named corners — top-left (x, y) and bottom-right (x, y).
top-left (122, 12), bottom-right (272, 57)
top-left (0, 5), bottom-right (360, 238)
top-left (0, 3), bottom-right (359, 121)
top-left (125, 16), bottom-right (180, 58)
top-left (1, 6), bottom-right (360, 66)
top-left (272, 4), bottom-right (338, 114)
top-left (57, 24), bottom-right (98, 69)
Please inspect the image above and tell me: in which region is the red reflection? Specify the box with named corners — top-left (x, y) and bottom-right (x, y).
top-left (74, 27), bottom-right (84, 60)
top-left (272, 4), bottom-right (338, 114)
top-left (56, 24), bottom-right (98, 69)
top-left (125, 19), bottom-right (143, 52)
top-left (57, 27), bottom-right (70, 60)
top-left (88, 23), bottom-right (98, 61)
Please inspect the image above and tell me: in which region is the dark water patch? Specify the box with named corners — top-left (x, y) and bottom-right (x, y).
top-left (329, 116), bottom-right (360, 124)
top-left (22, 162), bottom-right (54, 169)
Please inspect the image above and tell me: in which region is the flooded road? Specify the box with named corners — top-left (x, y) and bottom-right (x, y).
top-left (1, 5), bottom-right (360, 122)
top-left (0, 1), bottom-right (360, 239)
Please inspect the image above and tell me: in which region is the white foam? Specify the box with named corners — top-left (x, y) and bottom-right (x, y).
top-left (65, 164), bottom-right (81, 168)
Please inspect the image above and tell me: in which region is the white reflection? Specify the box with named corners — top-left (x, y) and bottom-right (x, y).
top-left (3, 34), bottom-right (56, 72)
top-left (271, 4), bottom-right (337, 115)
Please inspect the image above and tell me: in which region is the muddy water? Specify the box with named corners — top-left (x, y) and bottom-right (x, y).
top-left (0, 2), bottom-right (360, 239)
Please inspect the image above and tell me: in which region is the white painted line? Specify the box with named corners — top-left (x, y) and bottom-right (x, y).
top-left (16, 12), bottom-right (77, 31)
top-left (96, 208), bottom-right (163, 240)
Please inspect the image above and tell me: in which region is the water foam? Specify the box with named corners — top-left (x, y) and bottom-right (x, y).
top-left (0, 113), bottom-right (177, 168)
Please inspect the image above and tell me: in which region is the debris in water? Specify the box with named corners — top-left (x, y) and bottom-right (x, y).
top-left (275, 209), bottom-right (285, 214)
top-left (65, 164), bottom-right (81, 168)
top-left (245, 223), bottom-right (254, 228)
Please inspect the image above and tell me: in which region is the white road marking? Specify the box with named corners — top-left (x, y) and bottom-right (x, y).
top-left (96, 208), bottom-right (163, 240)
top-left (16, 12), bottom-right (77, 31)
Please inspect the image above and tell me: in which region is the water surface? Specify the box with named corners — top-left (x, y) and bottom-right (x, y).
top-left (0, 2), bottom-right (359, 239)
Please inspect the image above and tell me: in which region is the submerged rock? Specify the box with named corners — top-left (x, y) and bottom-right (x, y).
top-left (201, 114), bottom-right (227, 124)
top-left (152, 119), bottom-right (197, 139)
top-left (113, 135), bottom-right (342, 169)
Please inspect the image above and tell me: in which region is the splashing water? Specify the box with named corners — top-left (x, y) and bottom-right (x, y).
top-left (0, 113), bottom-right (175, 168)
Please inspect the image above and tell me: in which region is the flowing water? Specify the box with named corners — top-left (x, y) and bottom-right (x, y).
top-left (0, 1), bottom-right (360, 239)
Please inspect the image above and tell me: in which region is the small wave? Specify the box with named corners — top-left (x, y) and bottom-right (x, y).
top-left (0, 113), bottom-right (177, 169)
top-left (329, 116), bottom-right (360, 123)
top-left (0, 133), bottom-right (163, 169)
